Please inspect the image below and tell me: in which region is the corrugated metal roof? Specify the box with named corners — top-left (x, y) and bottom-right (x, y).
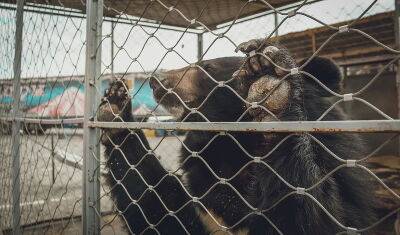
top-left (7, 0), bottom-right (302, 28)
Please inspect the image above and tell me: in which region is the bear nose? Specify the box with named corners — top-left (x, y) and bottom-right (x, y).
top-left (149, 76), bottom-right (160, 90)
top-left (149, 77), bottom-right (158, 90)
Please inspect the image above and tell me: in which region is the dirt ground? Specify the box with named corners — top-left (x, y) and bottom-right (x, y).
top-left (0, 128), bottom-right (181, 234)
top-left (0, 128), bottom-right (398, 234)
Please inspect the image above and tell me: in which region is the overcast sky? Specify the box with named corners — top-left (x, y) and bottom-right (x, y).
top-left (0, 0), bottom-right (394, 79)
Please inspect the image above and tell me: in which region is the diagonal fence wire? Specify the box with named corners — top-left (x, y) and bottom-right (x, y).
top-left (0, 0), bottom-right (104, 234)
top-left (89, 0), bottom-right (400, 234)
top-left (0, 0), bottom-right (399, 234)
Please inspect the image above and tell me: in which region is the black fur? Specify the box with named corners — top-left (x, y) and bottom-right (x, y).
top-left (99, 51), bottom-right (376, 234)
top-left (300, 56), bottom-right (342, 96)
top-left (99, 84), bottom-right (206, 234)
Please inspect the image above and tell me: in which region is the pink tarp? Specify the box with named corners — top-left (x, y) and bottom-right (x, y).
top-left (27, 87), bottom-right (84, 118)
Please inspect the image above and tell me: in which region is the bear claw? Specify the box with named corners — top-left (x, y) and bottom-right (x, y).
top-left (98, 79), bottom-right (133, 144)
top-left (98, 79), bottom-right (131, 123)
top-left (235, 39), bottom-right (282, 79)
top-left (235, 39), bottom-right (262, 54)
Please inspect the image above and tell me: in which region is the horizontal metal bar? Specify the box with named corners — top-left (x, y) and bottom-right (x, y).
top-left (0, 116), bottom-right (84, 124)
top-left (0, 2), bottom-right (85, 19)
top-left (0, 2), bottom-right (199, 34)
top-left (89, 120), bottom-right (400, 133)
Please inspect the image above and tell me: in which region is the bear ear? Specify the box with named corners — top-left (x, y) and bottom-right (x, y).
top-left (299, 56), bottom-right (342, 96)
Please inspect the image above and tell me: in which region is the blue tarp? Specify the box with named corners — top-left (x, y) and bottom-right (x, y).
top-left (0, 96), bottom-right (13, 104)
top-left (131, 80), bottom-right (158, 110)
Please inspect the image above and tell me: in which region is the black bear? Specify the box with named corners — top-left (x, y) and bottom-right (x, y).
top-left (98, 38), bottom-right (376, 234)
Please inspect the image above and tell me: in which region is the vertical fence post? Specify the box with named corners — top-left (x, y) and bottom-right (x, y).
top-left (51, 131), bottom-right (55, 184)
top-left (274, 12), bottom-right (279, 37)
top-left (395, 0), bottom-right (400, 155)
top-left (110, 22), bottom-right (114, 76)
top-left (10, 0), bottom-right (24, 234)
top-left (83, 0), bottom-right (103, 234)
top-left (197, 32), bottom-right (203, 61)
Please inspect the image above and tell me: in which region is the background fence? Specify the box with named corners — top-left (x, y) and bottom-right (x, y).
top-left (0, 0), bottom-right (399, 234)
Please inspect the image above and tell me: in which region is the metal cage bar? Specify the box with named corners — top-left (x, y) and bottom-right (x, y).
top-left (0, 0), bottom-right (397, 233)
top-left (90, 120), bottom-right (400, 133)
top-left (10, 0), bottom-right (24, 234)
top-left (395, 0), bottom-right (400, 153)
top-left (197, 32), bottom-right (203, 61)
top-left (83, 0), bottom-right (103, 234)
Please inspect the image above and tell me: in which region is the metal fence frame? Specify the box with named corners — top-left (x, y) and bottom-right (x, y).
top-left (10, 0), bottom-right (24, 234)
top-left (1, 0), bottom-right (400, 234)
top-left (83, 0), bottom-right (102, 233)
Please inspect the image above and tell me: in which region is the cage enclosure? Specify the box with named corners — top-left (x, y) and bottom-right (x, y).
top-left (0, 0), bottom-right (399, 234)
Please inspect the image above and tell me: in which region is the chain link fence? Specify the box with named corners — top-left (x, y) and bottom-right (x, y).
top-left (0, 0), bottom-right (399, 234)
top-left (0, 0), bottom-right (88, 234)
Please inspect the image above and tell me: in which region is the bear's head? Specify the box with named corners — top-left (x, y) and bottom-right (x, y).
top-left (149, 57), bottom-right (251, 122)
top-left (150, 54), bottom-right (342, 123)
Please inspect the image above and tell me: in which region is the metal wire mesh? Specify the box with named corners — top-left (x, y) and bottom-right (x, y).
top-left (92, 0), bottom-right (400, 234)
top-left (0, 0), bottom-right (16, 232)
top-left (0, 0), bottom-right (90, 234)
top-left (1, 0), bottom-right (400, 234)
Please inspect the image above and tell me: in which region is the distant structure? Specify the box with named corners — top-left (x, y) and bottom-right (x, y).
top-left (0, 72), bottom-right (168, 118)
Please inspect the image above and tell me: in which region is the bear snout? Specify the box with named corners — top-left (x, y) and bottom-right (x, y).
top-left (150, 74), bottom-right (171, 104)
top-left (149, 75), bottom-right (162, 90)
